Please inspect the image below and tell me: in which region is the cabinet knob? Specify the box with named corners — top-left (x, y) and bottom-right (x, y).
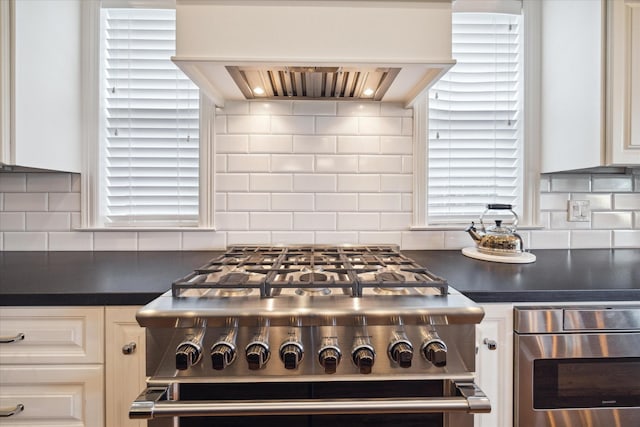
top-left (0, 403), bottom-right (24, 417)
top-left (483, 338), bottom-right (497, 351)
top-left (122, 342), bottom-right (137, 355)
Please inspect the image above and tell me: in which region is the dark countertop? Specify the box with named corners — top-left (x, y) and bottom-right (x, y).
top-left (1, 249), bottom-right (639, 306)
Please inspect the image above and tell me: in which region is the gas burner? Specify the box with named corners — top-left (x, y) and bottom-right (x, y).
top-left (295, 287), bottom-right (332, 296)
top-left (372, 286), bottom-right (411, 295)
top-left (299, 272), bottom-right (328, 282)
top-left (376, 272), bottom-right (406, 283)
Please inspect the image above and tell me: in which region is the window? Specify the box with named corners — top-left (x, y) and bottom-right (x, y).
top-left (426, 11), bottom-right (524, 224)
top-left (96, 5), bottom-right (204, 228)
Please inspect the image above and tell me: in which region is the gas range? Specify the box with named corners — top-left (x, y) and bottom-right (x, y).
top-left (131, 245), bottom-right (490, 427)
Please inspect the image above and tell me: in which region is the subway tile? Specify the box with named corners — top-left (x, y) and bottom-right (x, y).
top-left (137, 232), bottom-right (182, 250)
top-left (216, 154), bottom-right (227, 172)
top-left (71, 174), bottom-right (81, 192)
top-left (271, 115), bottom-right (314, 135)
top-left (93, 231), bottom-right (138, 250)
top-left (539, 175), bottom-right (551, 193)
top-left (227, 115), bottom-right (271, 134)
top-left (635, 212), bottom-right (640, 229)
top-left (0, 212), bottom-right (25, 231)
top-left (538, 211), bottom-right (551, 229)
top-left (316, 116), bottom-right (358, 135)
top-left (227, 231), bottom-right (271, 246)
top-left (3, 232), bottom-right (47, 250)
top-left (613, 193), bottom-right (640, 210)
top-left (358, 194), bottom-right (402, 211)
top-left (540, 193), bottom-right (569, 211)
top-left (0, 194), bottom-right (3, 211)
top-left (401, 117), bottom-right (413, 136)
top-left (49, 231), bottom-right (93, 251)
top-left (380, 175), bottom-right (412, 192)
top-left (272, 231), bottom-right (315, 245)
top-left (529, 230), bottom-right (570, 249)
top-left (49, 193), bottom-right (81, 212)
top-left (249, 101), bottom-right (292, 115)
top-left (402, 156), bottom-right (413, 173)
top-left (570, 193), bottom-right (612, 210)
top-left (292, 136), bottom-right (336, 154)
top-left (315, 231), bottom-right (359, 245)
top-left (316, 155), bottom-right (358, 173)
top-left (358, 231), bottom-right (402, 246)
top-left (215, 212), bottom-right (249, 230)
top-left (293, 101), bottom-right (336, 116)
top-left (227, 154), bottom-right (270, 172)
top-left (570, 230), bottom-right (612, 249)
top-left (227, 193), bottom-right (271, 211)
top-left (444, 230), bottom-right (471, 249)
top-left (337, 175), bottom-right (380, 192)
top-left (249, 174), bottom-right (293, 192)
top-left (401, 231), bottom-right (445, 250)
top-left (550, 174), bottom-right (591, 192)
top-left (217, 174), bottom-right (250, 192)
top-left (358, 117), bottom-right (402, 136)
top-left (249, 135), bottom-right (292, 153)
top-left (359, 155), bottom-right (403, 173)
top-left (337, 136), bottom-right (380, 154)
top-left (26, 212), bottom-right (70, 231)
top-left (592, 211), bottom-right (633, 229)
top-left (250, 212), bottom-right (293, 230)
top-left (315, 193), bottom-right (358, 211)
top-left (217, 135), bottom-right (249, 153)
top-left (0, 232), bottom-right (3, 250)
top-left (380, 103), bottom-right (413, 117)
top-left (293, 213), bottom-right (336, 230)
top-left (71, 213), bottom-right (81, 229)
top-left (182, 231), bottom-right (226, 250)
top-left (271, 155), bottom-right (314, 172)
top-left (219, 101), bottom-right (249, 115)
top-left (380, 213), bottom-right (412, 230)
top-left (271, 193), bottom-right (315, 211)
top-left (402, 194), bottom-right (413, 212)
top-left (337, 213), bottom-right (380, 231)
top-left (0, 173), bottom-right (26, 192)
top-left (216, 193), bottom-right (227, 211)
top-left (613, 230), bottom-right (640, 248)
top-left (380, 136), bottom-right (412, 155)
top-left (592, 174), bottom-right (633, 192)
top-left (27, 173), bottom-right (70, 192)
top-left (337, 102), bottom-right (380, 117)
top-left (3, 193), bottom-right (47, 211)
top-left (215, 114), bottom-right (227, 134)
top-left (635, 175), bottom-right (640, 192)
top-left (549, 211), bottom-right (590, 229)
top-left (293, 174), bottom-right (336, 192)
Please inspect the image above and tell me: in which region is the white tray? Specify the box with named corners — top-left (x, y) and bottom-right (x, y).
top-left (461, 247), bottom-right (536, 264)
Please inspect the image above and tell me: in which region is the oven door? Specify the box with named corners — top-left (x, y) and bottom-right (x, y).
top-left (130, 379), bottom-right (490, 427)
top-left (515, 332), bottom-right (640, 427)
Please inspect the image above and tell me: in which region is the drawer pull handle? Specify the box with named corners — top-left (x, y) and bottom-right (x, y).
top-left (122, 342), bottom-right (137, 355)
top-left (0, 403), bottom-right (24, 417)
top-left (0, 333), bottom-right (25, 344)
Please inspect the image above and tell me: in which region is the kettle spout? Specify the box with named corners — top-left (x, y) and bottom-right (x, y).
top-left (465, 222), bottom-right (484, 243)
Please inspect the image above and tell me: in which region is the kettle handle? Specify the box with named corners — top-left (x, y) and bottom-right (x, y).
top-left (479, 204), bottom-right (519, 230)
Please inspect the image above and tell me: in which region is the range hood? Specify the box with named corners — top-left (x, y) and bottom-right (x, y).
top-left (173, 0), bottom-right (455, 107)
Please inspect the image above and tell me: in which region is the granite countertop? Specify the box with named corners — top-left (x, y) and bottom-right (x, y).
top-left (1, 249), bottom-right (639, 306)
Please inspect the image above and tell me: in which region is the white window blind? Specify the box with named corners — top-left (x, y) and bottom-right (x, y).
top-left (101, 8), bottom-right (199, 227)
top-left (428, 12), bottom-right (522, 223)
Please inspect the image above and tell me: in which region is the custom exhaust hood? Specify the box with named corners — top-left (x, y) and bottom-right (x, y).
top-left (172, 0), bottom-right (455, 107)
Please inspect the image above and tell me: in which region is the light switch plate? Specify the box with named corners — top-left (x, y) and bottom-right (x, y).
top-left (568, 200), bottom-right (591, 222)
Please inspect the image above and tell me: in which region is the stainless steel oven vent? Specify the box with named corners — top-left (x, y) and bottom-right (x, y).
top-left (226, 66), bottom-right (401, 101)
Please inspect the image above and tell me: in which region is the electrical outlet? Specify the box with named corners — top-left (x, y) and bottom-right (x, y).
top-left (568, 200), bottom-right (591, 222)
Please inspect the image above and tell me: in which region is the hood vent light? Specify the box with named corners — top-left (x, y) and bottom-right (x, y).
top-left (226, 66), bottom-right (400, 101)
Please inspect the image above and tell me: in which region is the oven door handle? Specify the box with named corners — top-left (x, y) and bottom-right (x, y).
top-left (129, 381), bottom-right (491, 419)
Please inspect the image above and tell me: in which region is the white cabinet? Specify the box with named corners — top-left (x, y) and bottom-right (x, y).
top-left (0, 306), bottom-right (104, 427)
top-left (105, 306), bottom-right (146, 427)
top-left (475, 304), bottom-right (513, 427)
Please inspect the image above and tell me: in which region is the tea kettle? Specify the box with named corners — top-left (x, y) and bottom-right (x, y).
top-left (465, 204), bottom-right (524, 255)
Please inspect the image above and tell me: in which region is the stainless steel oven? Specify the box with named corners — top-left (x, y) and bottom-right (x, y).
top-left (514, 306), bottom-right (640, 427)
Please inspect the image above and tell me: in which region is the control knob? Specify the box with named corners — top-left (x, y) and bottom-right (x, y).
top-left (211, 343), bottom-right (235, 371)
top-left (280, 343), bottom-right (304, 370)
top-left (389, 341), bottom-right (413, 368)
top-left (352, 347), bottom-right (375, 374)
top-left (246, 343), bottom-right (270, 370)
top-left (176, 342), bottom-right (202, 370)
top-left (318, 347), bottom-right (341, 374)
top-left (421, 327), bottom-right (447, 368)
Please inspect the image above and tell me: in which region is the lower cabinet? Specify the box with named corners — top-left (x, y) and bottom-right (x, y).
top-left (474, 303), bottom-right (514, 427)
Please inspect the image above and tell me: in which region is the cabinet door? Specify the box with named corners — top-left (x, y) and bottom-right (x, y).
top-left (105, 306), bottom-right (146, 427)
top-left (475, 304), bottom-right (513, 427)
top-left (0, 364), bottom-right (104, 427)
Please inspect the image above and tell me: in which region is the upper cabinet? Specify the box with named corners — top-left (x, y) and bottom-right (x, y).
top-left (541, 0), bottom-right (640, 173)
top-left (0, 0), bottom-right (82, 173)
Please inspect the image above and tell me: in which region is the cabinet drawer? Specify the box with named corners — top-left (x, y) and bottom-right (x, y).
top-left (0, 307), bottom-right (104, 364)
top-left (0, 364), bottom-right (104, 427)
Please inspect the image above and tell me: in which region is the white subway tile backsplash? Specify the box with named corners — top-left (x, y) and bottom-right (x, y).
top-left (316, 155), bottom-right (358, 173)
top-left (3, 193), bottom-right (47, 211)
top-left (358, 231), bottom-right (402, 245)
top-left (539, 175), bottom-right (551, 193)
top-left (380, 213), bottom-right (411, 230)
top-left (293, 101), bottom-right (336, 116)
top-left (337, 136), bottom-right (380, 154)
top-left (316, 116), bottom-right (358, 135)
top-left (250, 212), bottom-right (292, 230)
top-left (271, 155), bottom-right (314, 172)
top-left (315, 193), bottom-right (358, 211)
top-left (613, 230), bottom-right (640, 248)
top-left (71, 174), bottom-right (81, 192)
top-left (271, 115), bottom-right (314, 135)
top-left (217, 135), bottom-right (249, 153)
top-left (570, 230), bottom-right (612, 248)
top-left (529, 230), bottom-right (571, 249)
top-left (401, 117), bottom-right (413, 136)
top-left (216, 193), bottom-right (227, 211)
top-left (27, 173), bottom-right (70, 192)
top-left (293, 174), bottom-right (336, 192)
top-left (613, 193), bottom-right (640, 209)
top-left (358, 117), bottom-right (402, 136)
top-left (215, 114), bottom-right (227, 134)
top-left (94, 231), bottom-right (138, 250)
top-left (249, 174), bottom-right (293, 192)
top-left (227, 115), bottom-right (271, 134)
top-left (49, 231), bottom-right (93, 251)
top-left (538, 211), bottom-right (551, 229)
top-left (216, 154), bottom-right (227, 172)
top-left (249, 101), bottom-right (292, 116)
top-left (402, 194), bottom-right (413, 212)
top-left (359, 194), bottom-right (402, 211)
top-left (249, 135), bottom-right (292, 153)
top-left (337, 175), bottom-right (380, 192)
top-left (138, 232), bottom-right (182, 250)
top-left (227, 231), bottom-right (271, 245)
top-left (272, 231), bottom-right (315, 245)
top-left (3, 232), bottom-right (47, 250)
top-left (315, 231), bottom-right (359, 245)
top-left (402, 156), bottom-right (413, 173)
top-left (71, 213), bottom-right (81, 229)
top-left (227, 193), bottom-right (271, 211)
top-left (0, 173), bottom-right (26, 192)
top-left (0, 212), bottom-right (25, 231)
top-left (337, 213), bottom-right (380, 231)
top-left (401, 231), bottom-right (445, 250)
top-left (0, 194), bottom-right (3, 211)
top-left (592, 175), bottom-right (633, 192)
top-left (292, 136), bottom-right (336, 154)
top-left (570, 193), bottom-right (612, 210)
top-left (26, 212), bottom-right (70, 231)
top-left (444, 230), bottom-right (470, 249)
top-left (380, 103), bottom-right (413, 117)
top-left (635, 175), bottom-right (640, 191)
top-left (293, 213), bottom-right (336, 230)
top-left (550, 175), bottom-right (591, 192)
top-left (182, 231), bottom-right (226, 250)
top-left (49, 193), bottom-right (80, 212)
top-left (359, 156), bottom-right (402, 173)
top-left (217, 174), bottom-right (250, 192)
top-left (550, 211), bottom-right (590, 229)
top-left (220, 101), bottom-right (249, 115)
top-left (380, 137), bottom-right (412, 155)
top-left (271, 193), bottom-right (314, 211)
top-left (635, 211), bottom-right (640, 228)
top-left (337, 102), bottom-right (381, 117)
top-left (540, 193), bottom-right (569, 210)
top-left (227, 154), bottom-right (270, 172)
top-left (380, 175), bottom-right (412, 192)
top-left (592, 212), bottom-right (633, 229)
top-left (216, 212), bottom-right (249, 230)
